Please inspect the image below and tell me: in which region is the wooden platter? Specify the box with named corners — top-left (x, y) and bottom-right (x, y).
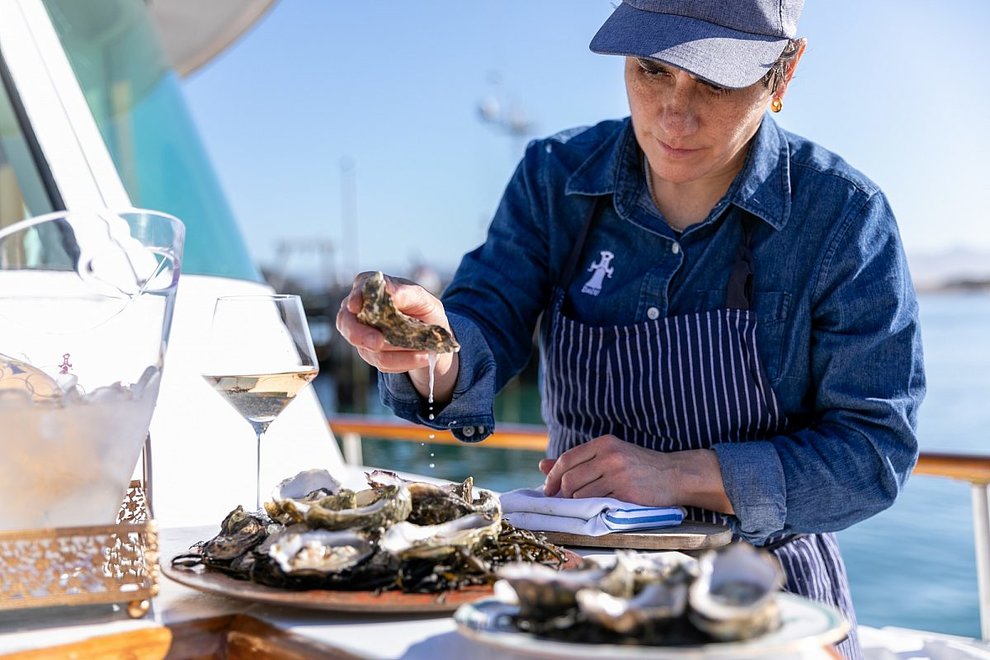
top-left (536, 520), bottom-right (731, 551)
top-left (162, 549), bottom-right (584, 614)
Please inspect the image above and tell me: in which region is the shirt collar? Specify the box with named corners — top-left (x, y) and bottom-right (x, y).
top-left (565, 116), bottom-right (792, 231)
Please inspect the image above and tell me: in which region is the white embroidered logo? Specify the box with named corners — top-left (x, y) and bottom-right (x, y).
top-left (581, 250), bottom-right (614, 296)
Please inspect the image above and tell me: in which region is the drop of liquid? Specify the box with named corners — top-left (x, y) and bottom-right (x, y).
top-left (426, 353), bottom-right (439, 469)
top-left (427, 352), bottom-right (437, 405)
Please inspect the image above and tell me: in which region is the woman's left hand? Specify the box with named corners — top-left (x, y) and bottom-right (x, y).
top-left (539, 435), bottom-right (734, 514)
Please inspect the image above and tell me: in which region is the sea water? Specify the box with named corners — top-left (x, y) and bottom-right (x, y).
top-left (318, 291), bottom-right (988, 637)
top-left (836, 292), bottom-right (990, 637)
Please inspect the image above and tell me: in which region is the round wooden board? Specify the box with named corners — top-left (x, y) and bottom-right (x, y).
top-left (162, 549), bottom-right (583, 614)
top-left (536, 521), bottom-right (731, 551)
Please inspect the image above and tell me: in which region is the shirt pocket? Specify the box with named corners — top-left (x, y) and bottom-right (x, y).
top-left (695, 290), bottom-right (792, 385)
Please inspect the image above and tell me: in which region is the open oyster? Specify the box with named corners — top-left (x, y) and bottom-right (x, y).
top-left (379, 512), bottom-right (501, 560)
top-left (577, 580), bottom-right (690, 635)
top-left (598, 549), bottom-right (698, 599)
top-left (266, 469), bottom-right (413, 532)
top-left (687, 542), bottom-right (784, 641)
top-left (267, 528), bottom-right (374, 576)
top-left (495, 560), bottom-right (608, 619)
top-left (306, 485), bottom-right (413, 532)
top-left (265, 468), bottom-right (342, 522)
top-left (356, 271), bottom-right (459, 353)
top-left (575, 553), bottom-right (697, 635)
top-left (367, 471), bottom-right (498, 522)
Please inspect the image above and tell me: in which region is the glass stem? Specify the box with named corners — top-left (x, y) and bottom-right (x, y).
top-left (249, 420), bottom-right (271, 512)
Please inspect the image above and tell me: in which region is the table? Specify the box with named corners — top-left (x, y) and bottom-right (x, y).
top-left (0, 528), bottom-right (841, 658)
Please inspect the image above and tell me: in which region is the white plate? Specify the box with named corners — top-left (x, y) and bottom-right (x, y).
top-left (454, 593), bottom-right (849, 659)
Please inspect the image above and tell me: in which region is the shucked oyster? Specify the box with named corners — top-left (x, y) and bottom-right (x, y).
top-left (379, 511), bottom-right (501, 560)
top-left (366, 471), bottom-right (499, 523)
top-left (356, 271), bottom-right (459, 353)
top-left (265, 469), bottom-right (342, 522)
top-left (576, 553), bottom-right (697, 635)
top-left (306, 485), bottom-right (413, 532)
top-left (496, 560), bottom-right (609, 619)
top-left (687, 542), bottom-right (784, 641)
top-left (367, 470), bottom-right (503, 558)
top-left (267, 527), bottom-right (374, 575)
top-left (266, 469), bottom-right (413, 532)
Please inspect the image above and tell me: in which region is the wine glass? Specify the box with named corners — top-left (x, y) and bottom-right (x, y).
top-left (202, 294), bottom-right (319, 511)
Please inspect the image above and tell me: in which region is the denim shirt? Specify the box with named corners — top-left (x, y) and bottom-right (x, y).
top-left (381, 116), bottom-right (925, 542)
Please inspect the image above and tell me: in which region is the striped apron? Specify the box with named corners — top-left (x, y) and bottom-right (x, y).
top-left (540, 198), bottom-right (861, 658)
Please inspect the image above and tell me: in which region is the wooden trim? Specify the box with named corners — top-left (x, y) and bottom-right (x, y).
top-left (915, 452), bottom-right (990, 485)
top-left (2, 627), bottom-right (173, 659)
top-left (329, 414), bottom-right (547, 453)
top-left (329, 415), bottom-right (990, 485)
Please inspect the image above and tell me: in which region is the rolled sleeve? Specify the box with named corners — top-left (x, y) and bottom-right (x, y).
top-left (719, 189), bottom-right (923, 541)
top-left (713, 441), bottom-right (787, 541)
top-left (379, 312), bottom-right (497, 443)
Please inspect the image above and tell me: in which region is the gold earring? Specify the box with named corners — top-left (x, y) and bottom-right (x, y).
top-left (771, 97), bottom-right (783, 113)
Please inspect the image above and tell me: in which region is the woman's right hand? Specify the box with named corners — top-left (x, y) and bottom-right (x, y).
top-left (335, 271), bottom-right (459, 402)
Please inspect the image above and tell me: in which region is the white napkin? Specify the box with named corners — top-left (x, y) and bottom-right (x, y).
top-left (500, 488), bottom-right (685, 537)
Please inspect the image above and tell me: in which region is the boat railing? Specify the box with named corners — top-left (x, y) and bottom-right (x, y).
top-left (328, 413), bottom-right (990, 641)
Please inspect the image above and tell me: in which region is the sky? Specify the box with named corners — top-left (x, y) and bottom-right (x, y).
top-left (182, 1), bottom-right (990, 284)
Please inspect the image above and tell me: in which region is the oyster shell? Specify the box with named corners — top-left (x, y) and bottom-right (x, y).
top-left (576, 580), bottom-right (690, 634)
top-left (687, 542), bottom-right (784, 641)
top-left (202, 506), bottom-right (269, 562)
top-left (305, 485), bottom-right (413, 532)
top-left (267, 528), bottom-right (374, 575)
top-left (268, 470), bottom-right (412, 532)
top-left (379, 511), bottom-right (501, 560)
top-left (408, 481), bottom-right (499, 524)
top-left (575, 553), bottom-right (696, 634)
top-left (264, 468), bottom-right (342, 522)
top-left (598, 549), bottom-right (698, 599)
top-left (366, 471), bottom-right (499, 523)
top-left (356, 271), bottom-right (459, 353)
top-left (495, 560), bottom-right (608, 619)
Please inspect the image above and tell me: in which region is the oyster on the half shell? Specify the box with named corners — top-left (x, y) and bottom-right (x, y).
top-left (687, 542), bottom-right (784, 641)
top-left (356, 271), bottom-right (460, 353)
top-left (267, 527), bottom-right (374, 575)
top-left (264, 468), bottom-right (342, 522)
top-left (266, 469), bottom-right (413, 532)
top-left (305, 485), bottom-right (413, 532)
top-left (495, 560), bottom-right (609, 619)
top-left (379, 511), bottom-right (501, 560)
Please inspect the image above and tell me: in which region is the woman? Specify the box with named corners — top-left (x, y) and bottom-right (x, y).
top-left (337, 1), bottom-right (924, 656)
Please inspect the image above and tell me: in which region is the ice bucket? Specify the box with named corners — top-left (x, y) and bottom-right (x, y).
top-left (0, 209), bottom-right (184, 531)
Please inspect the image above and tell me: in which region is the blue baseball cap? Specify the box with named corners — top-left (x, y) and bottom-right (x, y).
top-left (590, 0), bottom-right (804, 89)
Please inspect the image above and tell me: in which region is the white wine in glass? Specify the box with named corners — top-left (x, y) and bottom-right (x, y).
top-left (202, 295), bottom-right (319, 510)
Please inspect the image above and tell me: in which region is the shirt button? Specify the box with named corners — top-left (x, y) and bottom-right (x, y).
top-left (476, 425), bottom-right (486, 435)
top-left (671, 242), bottom-right (681, 255)
top-left (462, 426), bottom-right (475, 437)
top-left (647, 307), bottom-right (660, 320)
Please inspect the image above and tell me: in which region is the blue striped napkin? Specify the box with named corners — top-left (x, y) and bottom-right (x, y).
top-left (499, 488), bottom-right (685, 537)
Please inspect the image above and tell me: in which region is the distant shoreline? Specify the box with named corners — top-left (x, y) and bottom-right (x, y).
top-left (916, 278), bottom-right (990, 294)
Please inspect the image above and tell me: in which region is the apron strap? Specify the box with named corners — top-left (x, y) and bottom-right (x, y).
top-left (559, 196), bottom-right (606, 289)
top-left (725, 219), bottom-right (755, 310)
